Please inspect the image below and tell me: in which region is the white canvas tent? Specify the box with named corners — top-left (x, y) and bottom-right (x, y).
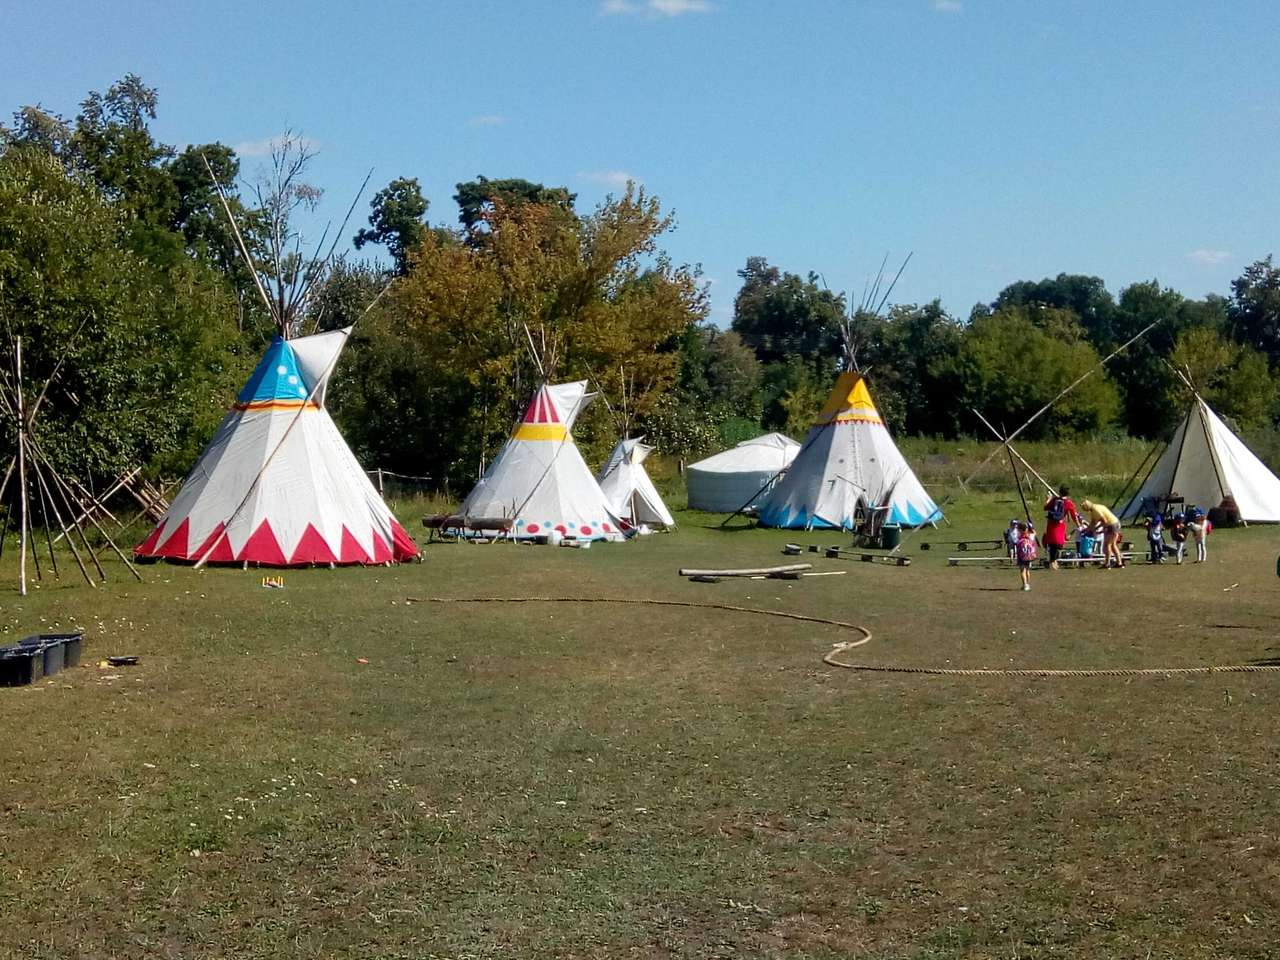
top-left (686, 432), bottom-right (800, 513)
top-left (597, 438), bottom-right (675, 528)
top-left (455, 381), bottom-right (627, 540)
top-left (757, 372), bottom-right (941, 529)
top-left (1120, 395), bottom-right (1280, 522)
top-left (136, 329), bottom-right (419, 565)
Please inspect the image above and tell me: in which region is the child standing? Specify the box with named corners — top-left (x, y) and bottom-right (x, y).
top-left (1189, 510), bottom-right (1210, 563)
top-left (1015, 521), bottom-right (1038, 591)
top-left (1145, 514), bottom-right (1166, 564)
top-left (1004, 519), bottom-right (1020, 559)
top-left (1168, 513), bottom-right (1188, 564)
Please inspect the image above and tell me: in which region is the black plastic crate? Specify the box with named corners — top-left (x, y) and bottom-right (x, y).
top-left (25, 632), bottom-right (83, 669)
top-left (18, 637), bottom-right (63, 677)
top-left (0, 648), bottom-right (44, 687)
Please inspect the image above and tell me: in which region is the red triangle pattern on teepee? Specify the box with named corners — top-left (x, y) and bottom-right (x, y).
top-left (195, 522), bottom-right (234, 563)
top-left (371, 532), bottom-right (392, 564)
top-left (339, 526), bottom-right (372, 564)
top-left (290, 523), bottom-right (339, 564)
top-left (135, 521), bottom-right (166, 556)
top-left (154, 518), bottom-right (191, 558)
top-left (521, 387), bottom-right (561, 425)
top-left (240, 520), bottom-right (288, 565)
top-left (389, 520), bottom-right (420, 560)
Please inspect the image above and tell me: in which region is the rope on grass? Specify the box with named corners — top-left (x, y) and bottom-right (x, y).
top-left (403, 597), bottom-right (1280, 679)
top-left (822, 651), bottom-right (1280, 678)
top-left (405, 595), bottom-right (872, 648)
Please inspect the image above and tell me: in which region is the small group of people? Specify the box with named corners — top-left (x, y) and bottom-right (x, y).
top-left (1003, 486), bottom-right (1216, 591)
top-left (1142, 509), bottom-right (1211, 565)
top-left (1003, 486), bottom-right (1155, 591)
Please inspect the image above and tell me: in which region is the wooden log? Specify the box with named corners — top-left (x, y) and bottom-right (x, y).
top-left (678, 563), bottom-right (812, 578)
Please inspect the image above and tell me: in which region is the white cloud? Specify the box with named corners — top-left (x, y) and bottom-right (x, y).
top-left (1187, 248), bottom-right (1232, 266)
top-left (232, 134), bottom-right (318, 158)
top-left (932, 0), bottom-right (963, 12)
top-left (467, 114), bottom-right (506, 128)
top-left (602, 0), bottom-right (712, 16)
top-left (650, 0), bottom-right (712, 14)
top-left (579, 170), bottom-right (640, 189)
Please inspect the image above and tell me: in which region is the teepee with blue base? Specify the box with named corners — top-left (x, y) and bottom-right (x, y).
top-left (757, 372), bottom-right (941, 530)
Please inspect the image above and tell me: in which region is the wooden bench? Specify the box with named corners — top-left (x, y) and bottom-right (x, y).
top-left (422, 515), bottom-right (515, 542)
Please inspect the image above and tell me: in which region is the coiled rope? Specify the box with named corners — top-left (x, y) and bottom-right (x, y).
top-left (403, 597), bottom-right (1280, 679)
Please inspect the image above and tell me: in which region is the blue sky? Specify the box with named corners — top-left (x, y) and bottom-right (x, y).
top-left (4, 1), bottom-right (1278, 324)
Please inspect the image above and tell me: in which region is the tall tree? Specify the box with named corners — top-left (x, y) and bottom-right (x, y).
top-left (845, 300), bottom-right (963, 435)
top-left (353, 177), bottom-right (429, 273)
top-left (0, 146), bottom-right (247, 478)
top-left (990, 273), bottom-right (1117, 349)
top-left (731, 256), bottom-right (845, 367)
top-left (1227, 256), bottom-right (1280, 366)
top-left (453, 175), bottom-right (576, 236)
top-left (1169, 326), bottom-right (1275, 431)
top-left (932, 307), bottom-right (1120, 440)
top-left (349, 184), bottom-right (703, 484)
top-left (1108, 281), bottom-right (1225, 436)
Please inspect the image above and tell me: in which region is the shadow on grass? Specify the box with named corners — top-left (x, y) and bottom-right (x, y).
top-left (703, 521), bottom-right (762, 533)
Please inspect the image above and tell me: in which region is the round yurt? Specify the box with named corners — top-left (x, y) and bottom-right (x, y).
top-left (686, 433), bottom-right (801, 513)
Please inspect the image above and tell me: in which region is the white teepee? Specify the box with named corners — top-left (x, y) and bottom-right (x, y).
top-left (456, 381), bottom-right (627, 540)
top-left (1121, 396), bottom-right (1280, 522)
top-left (597, 438), bottom-right (675, 528)
top-left (135, 329), bottom-right (419, 565)
top-left (757, 372), bottom-right (941, 529)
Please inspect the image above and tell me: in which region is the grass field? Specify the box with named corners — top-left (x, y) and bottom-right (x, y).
top-left (2, 494), bottom-right (1279, 959)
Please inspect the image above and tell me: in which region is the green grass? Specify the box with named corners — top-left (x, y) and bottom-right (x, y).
top-left (2, 498), bottom-right (1279, 959)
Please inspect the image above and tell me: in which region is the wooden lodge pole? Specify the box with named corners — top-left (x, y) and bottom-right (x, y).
top-left (15, 339), bottom-right (28, 596)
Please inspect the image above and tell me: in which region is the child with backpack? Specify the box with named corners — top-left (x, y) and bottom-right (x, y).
top-left (1042, 485), bottom-right (1080, 570)
top-left (1015, 521), bottom-right (1039, 591)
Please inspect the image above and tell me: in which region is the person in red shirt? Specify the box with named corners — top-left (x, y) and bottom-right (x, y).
top-left (1042, 484), bottom-right (1081, 570)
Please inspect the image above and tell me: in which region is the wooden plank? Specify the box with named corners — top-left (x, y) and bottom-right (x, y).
top-left (679, 563), bottom-right (812, 578)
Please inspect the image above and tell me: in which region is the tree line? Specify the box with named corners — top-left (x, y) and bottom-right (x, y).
top-left (2, 76), bottom-right (1279, 495)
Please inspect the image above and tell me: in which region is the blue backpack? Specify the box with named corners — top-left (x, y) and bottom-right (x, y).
top-left (1047, 497), bottom-right (1067, 522)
